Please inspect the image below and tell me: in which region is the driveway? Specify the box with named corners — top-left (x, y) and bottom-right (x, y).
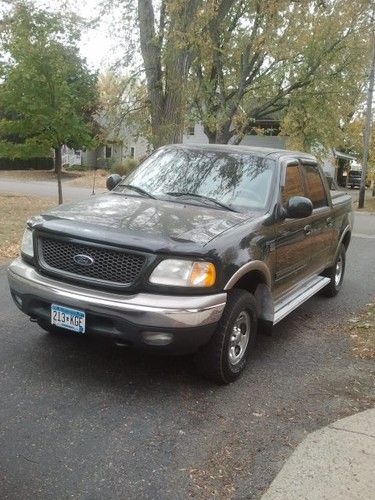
top-left (0, 214), bottom-right (374, 499)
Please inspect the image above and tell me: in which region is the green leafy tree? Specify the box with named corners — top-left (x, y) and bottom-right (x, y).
top-left (0, 1), bottom-right (98, 203)
top-left (98, 71), bottom-right (150, 147)
top-left (117, 0), bottom-right (371, 150)
top-left (190, 0), bottom-right (371, 145)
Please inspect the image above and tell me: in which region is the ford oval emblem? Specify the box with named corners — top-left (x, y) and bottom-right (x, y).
top-left (73, 254), bottom-right (94, 266)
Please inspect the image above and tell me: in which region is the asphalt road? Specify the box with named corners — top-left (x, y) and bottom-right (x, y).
top-left (0, 178), bottom-right (93, 201)
top-left (0, 215), bottom-right (374, 499)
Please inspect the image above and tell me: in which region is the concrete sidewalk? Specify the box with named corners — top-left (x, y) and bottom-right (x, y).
top-left (262, 409), bottom-right (375, 500)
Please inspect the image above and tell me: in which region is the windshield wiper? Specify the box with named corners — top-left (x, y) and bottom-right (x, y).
top-left (117, 184), bottom-right (156, 199)
top-left (166, 192), bottom-right (237, 212)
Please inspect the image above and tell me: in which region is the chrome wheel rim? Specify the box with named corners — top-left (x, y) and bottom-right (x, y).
top-left (335, 256), bottom-right (343, 287)
top-left (228, 311), bottom-right (250, 366)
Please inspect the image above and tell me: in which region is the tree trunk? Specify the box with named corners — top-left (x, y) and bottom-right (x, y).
top-left (216, 121), bottom-right (234, 144)
top-left (138, 0), bottom-right (201, 148)
top-left (54, 146), bottom-right (63, 205)
top-left (208, 133), bottom-right (217, 144)
top-left (359, 7), bottom-right (375, 208)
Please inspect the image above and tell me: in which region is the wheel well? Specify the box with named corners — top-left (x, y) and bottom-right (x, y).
top-left (232, 270), bottom-right (267, 294)
top-left (342, 231), bottom-right (351, 250)
top-left (231, 270), bottom-right (273, 322)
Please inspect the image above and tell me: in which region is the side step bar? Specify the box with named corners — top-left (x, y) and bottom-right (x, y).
top-left (273, 275), bottom-right (331, 325)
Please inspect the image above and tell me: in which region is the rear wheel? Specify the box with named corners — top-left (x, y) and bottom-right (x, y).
top-left (321, 244), bottom-right (346, 297)
top-left (195, 289), bottom-right (257, 384)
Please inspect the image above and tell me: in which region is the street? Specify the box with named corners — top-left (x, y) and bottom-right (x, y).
top-left (0, 214), bottom-right (374, 499)
top-left (0, 178), bottom-right (93, 201)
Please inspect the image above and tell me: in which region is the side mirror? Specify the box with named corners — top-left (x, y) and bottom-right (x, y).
top-left (285, 196), bottom-right (313, 219)
top-left (106, 174), bottom-right (122, 191)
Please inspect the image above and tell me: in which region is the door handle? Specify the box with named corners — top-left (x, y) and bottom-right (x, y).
top-left (304, 224), bottom-right (312, 236)
top-left (326, 217), bottom-right (333, 227)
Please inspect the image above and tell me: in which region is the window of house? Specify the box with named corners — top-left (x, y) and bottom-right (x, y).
top-left (187, 124), bottom-right (195, 135)
top-left (130, 147), bottom-right (135, 158)
top-left (105, 145), bottom-right (112, 158)
top-left (302, 164), bottom-right (328, 209)
top-left (282, 164), bottom-right (305, 205)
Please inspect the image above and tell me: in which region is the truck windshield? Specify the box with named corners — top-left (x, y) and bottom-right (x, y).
top-left (115, 147), bottom-right (274, 211)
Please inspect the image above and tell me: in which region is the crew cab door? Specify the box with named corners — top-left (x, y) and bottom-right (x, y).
top-left (299, 161), bottom-right (334, 273)
top-left (274, 162), bottom-right (313, 297)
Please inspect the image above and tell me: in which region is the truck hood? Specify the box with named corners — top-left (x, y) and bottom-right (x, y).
top-left (33, 193), bottom-right (255, 253)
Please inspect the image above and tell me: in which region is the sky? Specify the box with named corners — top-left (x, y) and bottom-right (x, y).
top-left (34, 0), bottom-right (116, 70)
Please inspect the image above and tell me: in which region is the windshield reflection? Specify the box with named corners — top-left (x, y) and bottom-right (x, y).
top-left (116, 146), bottom-right (274, 211)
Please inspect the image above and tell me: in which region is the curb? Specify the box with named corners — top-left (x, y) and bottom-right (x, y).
top-left (354, 210), bottom-right (375, 216)
top-left (261, 409), bottom-right (375, 500)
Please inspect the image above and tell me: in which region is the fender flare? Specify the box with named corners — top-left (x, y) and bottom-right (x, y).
top-left (224, 260), bottom-right (272, 290)
top-left (334, 225), bottom-right (351, 261)
top-left (224, 261), bottom-right (273, 322)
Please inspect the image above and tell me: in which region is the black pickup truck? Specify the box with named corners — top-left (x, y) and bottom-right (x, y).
top-left (8, 145), bottom-right (353, 383)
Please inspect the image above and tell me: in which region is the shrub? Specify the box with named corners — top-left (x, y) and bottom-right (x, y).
top-left (0, 157), bottom-right (54, 170)
top-left (96, 157), bottom-right (115, 170)
top-left (110, 158), bottom-right (139, 177)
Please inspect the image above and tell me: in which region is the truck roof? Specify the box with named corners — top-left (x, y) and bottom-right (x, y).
top-left (162, 143), bottom-right (317, 162)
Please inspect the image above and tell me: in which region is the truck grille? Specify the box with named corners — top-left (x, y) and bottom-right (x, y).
top-left (38, 236), bottom-right (146, 287)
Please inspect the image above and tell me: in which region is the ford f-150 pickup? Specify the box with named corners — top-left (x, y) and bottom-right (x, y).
top-left (8, 145), bottom-right (353, 383)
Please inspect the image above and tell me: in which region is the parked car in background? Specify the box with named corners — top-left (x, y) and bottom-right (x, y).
top-left (347, 170), bottom-right (370, 189)
top-left (8, 145), bottom-right (353, 383)
top-left (348, 170), bottom-right (361, 189)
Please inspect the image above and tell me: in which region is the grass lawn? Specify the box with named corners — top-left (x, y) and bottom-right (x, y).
top-left (0, 193), bottom-right (55, 264)
top-left (349, 301), bottom-right (375, 359)
top-left (0, 168), bottom-right (108, 189)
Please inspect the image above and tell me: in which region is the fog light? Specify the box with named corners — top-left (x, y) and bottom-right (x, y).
top-left (142, 332), bottom-right (174, 346)
top-left (13, 294), bottom-right (23, 308)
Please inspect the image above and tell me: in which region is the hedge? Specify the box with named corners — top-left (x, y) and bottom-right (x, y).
top-left (0, 157), bottom-right (54, 170)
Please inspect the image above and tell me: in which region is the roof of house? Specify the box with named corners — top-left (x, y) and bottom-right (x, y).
top-left (333, 149), bottom-right (356, 161)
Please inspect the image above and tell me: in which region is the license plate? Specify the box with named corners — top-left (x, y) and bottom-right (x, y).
top-left (51, 304), bottom-right (86, 333)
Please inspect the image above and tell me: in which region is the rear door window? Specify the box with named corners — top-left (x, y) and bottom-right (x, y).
top-left (301, 164), bottom-right (328, 209)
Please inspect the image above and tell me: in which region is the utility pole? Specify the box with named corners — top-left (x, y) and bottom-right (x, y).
top-left (359, 9), bottom-right (375, 209)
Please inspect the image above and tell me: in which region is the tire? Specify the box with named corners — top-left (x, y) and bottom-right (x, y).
top-left (194, 289), bottom-right (258, 384)
top-left (321, 244), bottom-right (346, 297)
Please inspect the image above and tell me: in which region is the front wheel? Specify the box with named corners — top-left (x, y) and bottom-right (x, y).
top-left (194, 289), bottom-right (257, 384)
top-left (321, 244), bottom-right (346, 297)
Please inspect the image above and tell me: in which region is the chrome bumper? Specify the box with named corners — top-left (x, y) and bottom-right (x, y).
top-left (8, 258), bottom-right (226, 329)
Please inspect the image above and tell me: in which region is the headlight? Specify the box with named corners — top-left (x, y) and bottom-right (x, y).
top-left (21, 228), bottom-right (34, 258)
top-left (149, 259), bottom-right (216, 287)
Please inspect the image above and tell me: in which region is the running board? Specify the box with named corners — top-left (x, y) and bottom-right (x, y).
top-left (273, 276), bottom-right (331, 325)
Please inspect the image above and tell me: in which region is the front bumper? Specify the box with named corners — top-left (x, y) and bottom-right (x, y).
top-left (8, 258), bottom-right (226, 353)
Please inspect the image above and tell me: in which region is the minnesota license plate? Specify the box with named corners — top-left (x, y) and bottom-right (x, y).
top-left (51, 304), bottom-right (86, 333)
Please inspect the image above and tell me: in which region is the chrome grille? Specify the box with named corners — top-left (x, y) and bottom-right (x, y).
top-left (38, 236), bottom-right (146, 286)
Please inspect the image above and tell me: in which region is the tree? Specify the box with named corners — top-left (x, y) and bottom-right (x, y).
top-left (137, 0), bottom-right (205, 148)
top-left (190, 0), bottom-right (371, 145)
top-left (98, 71), bottom-right (149, 147)
top-left (358, 5), bottom-right (375, 207)
top-left (117, 0), bottom-right (371, 150)
top-left (0, 1), bottom-right (98, 204)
